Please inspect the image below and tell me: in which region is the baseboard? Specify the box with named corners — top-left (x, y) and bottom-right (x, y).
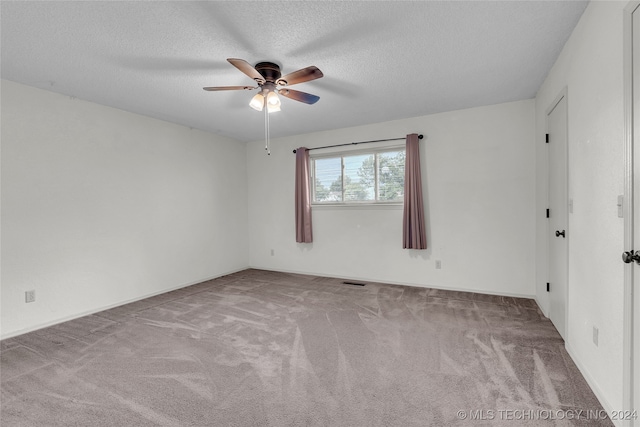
top-left (247, 265), bottom-right (536, 300)
top-left (565, 343), bottom-right (622, 427)
top-left (0, 266), bottom-right (249, 341)
top-left (535, 296), bottom-right (550, 317)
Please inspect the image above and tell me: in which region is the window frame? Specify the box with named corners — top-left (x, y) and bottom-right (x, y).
top-left (309, 144), bottom-right (406, 206)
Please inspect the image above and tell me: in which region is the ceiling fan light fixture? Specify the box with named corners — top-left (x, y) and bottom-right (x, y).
top-left (249, 92), bottom-right (264, 111)
top-left (266, 91), bottom-right (281, 113)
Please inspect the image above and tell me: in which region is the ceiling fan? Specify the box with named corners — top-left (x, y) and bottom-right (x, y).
top-left (203, 58), bottom-right (323, 112)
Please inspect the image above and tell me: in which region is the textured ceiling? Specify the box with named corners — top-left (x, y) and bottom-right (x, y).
top-left (1, 1), bottom-right (588, 142)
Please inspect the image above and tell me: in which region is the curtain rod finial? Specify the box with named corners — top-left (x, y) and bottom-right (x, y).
top-left (293, 149), bottom-right (297, 154)
top-left (418, 134), bottom-right (424, 139)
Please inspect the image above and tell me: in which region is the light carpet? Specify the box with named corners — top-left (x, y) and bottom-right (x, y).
top-left (1, 269), bottom-right (612, 426)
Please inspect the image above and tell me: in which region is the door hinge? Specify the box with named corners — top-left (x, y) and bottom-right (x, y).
top-left (546, 208), bottom-right (550, 218)
top-left (546, 282), bottom-right (550, 292)
top-left (617, 195), bottom-right (624, 218)
top-left (545, 133), bottom-right (549, 143)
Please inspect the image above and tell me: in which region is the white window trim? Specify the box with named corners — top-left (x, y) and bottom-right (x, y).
top-left (312, 203), bottom-right (403, 210)
top-left (310, 144), bottom-right (405, 207)
top-left (309, 143), bottom-right (404, 159)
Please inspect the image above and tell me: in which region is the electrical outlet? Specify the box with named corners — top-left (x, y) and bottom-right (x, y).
top-left (435, 260), bottom-right (442, 269)
top-left (592, 326), bottom-right (599, 347)
top-left (270, 249), bottom-right (275, 256)
top-left (25, 290), bottom-right (35, 303)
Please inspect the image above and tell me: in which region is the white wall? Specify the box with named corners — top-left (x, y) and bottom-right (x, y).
top-left (1, 80), bottom-right (249, 338)
top-left (534, 1), bottom-right (625, 418)
top-left (248, 100), bottom-right (536, 298)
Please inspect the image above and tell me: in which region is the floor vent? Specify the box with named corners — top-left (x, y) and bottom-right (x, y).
top-left (342, 281), bottom-right (365, 287)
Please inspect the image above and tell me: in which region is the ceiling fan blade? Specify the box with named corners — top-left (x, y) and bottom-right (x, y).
top-left (278, 88), bottom-right (320, 105)
top-left (277, 66), bottom-right (323, 86)
top-left (227, 58), bottom-right (265, 83)
top-left (203, 86), bottom-right (257, 91)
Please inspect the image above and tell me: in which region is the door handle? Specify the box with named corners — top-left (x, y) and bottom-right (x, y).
top-left (622, 250), bottom-right (640, 264)
top-left (555, 230), bottom-right (566, 238)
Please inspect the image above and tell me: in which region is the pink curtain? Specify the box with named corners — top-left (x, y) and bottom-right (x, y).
top-left (403, 134), bottom-right (427, 249)
top-left (295, 147), bottom-right (313, 243)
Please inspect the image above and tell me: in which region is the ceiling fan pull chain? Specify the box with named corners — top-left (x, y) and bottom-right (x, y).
top-left (267, 113), bottom-right (271, 155)
top-left (264, 102), bottom-right (271, 155)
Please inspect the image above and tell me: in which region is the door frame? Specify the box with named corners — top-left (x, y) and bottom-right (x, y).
top-left (546, 87), bottom-right (569, 341)
top-left (623, 1), bottom-right (638, 421)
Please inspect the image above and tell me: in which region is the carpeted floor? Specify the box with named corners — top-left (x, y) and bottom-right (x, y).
top-left (1, 269), bottom-right (612, 426)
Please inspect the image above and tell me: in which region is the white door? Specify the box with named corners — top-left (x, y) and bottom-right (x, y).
top-left (624, 3), bottom-right (640, 423)
top-left (548, 93), bottom-right (568, 340)
top-left (632, 5), bottom-right (640, 422)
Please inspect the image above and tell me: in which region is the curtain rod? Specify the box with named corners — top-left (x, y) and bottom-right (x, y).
top-left (292, 134), bottom-right (423, 154)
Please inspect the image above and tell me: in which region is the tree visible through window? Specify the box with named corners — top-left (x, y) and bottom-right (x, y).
top-left (312, 149), bottom-right (405, 203)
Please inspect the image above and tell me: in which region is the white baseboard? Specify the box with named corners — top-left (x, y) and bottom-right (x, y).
top-left (535, 296), bottom-right (550, 317)
top-left (247, 265), bottom-right (536, 300)
top-left (565, 343), bottom-right (623, 427)
top-left (0, 266), bottom-right (249, 341)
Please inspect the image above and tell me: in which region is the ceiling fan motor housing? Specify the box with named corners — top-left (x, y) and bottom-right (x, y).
top-left (254, 62), bottom-right (282, 83)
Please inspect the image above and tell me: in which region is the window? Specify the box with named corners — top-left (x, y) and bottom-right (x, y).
top-left (312, 148), bottom-right (405, 204)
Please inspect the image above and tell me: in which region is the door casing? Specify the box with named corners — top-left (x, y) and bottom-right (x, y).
top-left (547, 89), bottom-right (569, 341)
top-left (623, 1), bottom-right (638, 423)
